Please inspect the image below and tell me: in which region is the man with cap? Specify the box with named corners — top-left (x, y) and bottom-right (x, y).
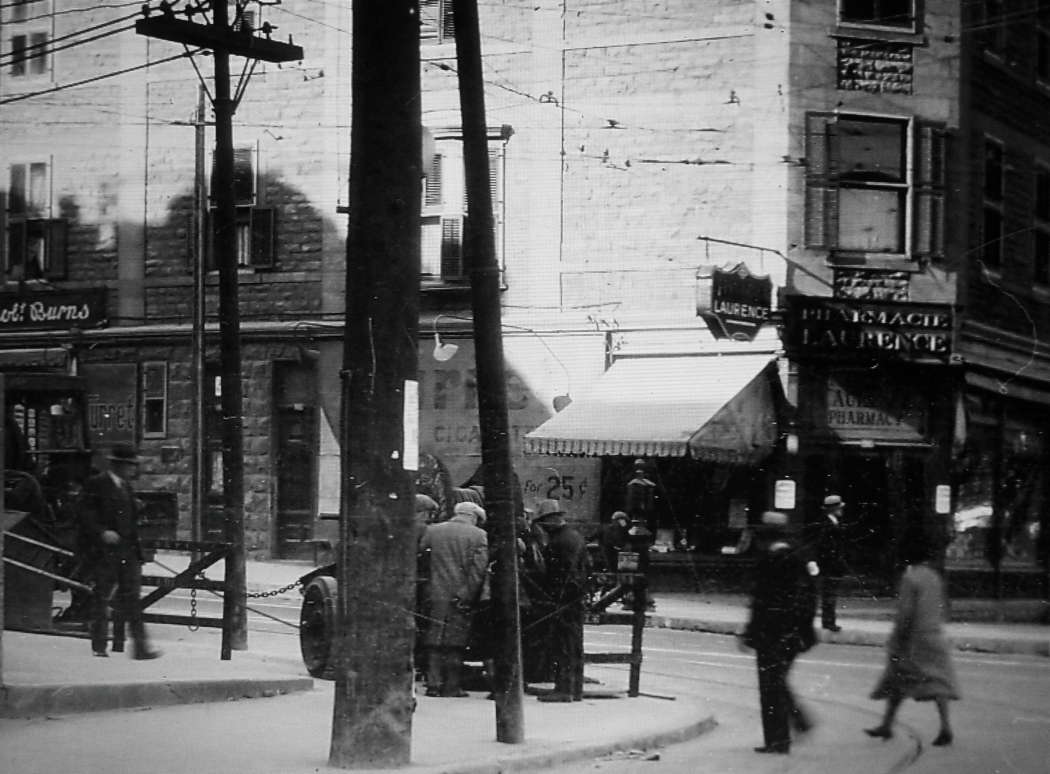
top-left (79, 444), bottom-right (160, 660)
top-left (533, 498), bottom-right (591, 702)
top-left (419, 500), bottom-right (489, 697)
top-left (741, 510), bottom-right (819, 754)
top-left (816, 494), bottom-right (848, 632)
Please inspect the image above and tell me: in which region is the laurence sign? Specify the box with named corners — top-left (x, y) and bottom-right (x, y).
top-left (783, 297), bottom-right (952, 363)
top-left (695, 263), bottom-right (772, 341)
top-left (0, 289), bottom-right (107, 332)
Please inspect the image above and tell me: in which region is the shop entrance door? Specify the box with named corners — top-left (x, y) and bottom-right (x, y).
top-left (839, 454), bottom-right (893, 585)
top-left (273, 362), bottom-right (318, 560)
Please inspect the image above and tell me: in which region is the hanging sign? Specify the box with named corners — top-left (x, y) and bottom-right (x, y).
top-left (695, 263), bottom-right (773, 341)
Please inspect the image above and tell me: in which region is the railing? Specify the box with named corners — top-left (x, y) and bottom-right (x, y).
top-left (584, 569), bottom-right (647, 697)
top-left (114, 539), bottom-right (234, 660)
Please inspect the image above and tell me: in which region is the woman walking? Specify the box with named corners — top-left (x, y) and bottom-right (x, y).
top-left (864, 539), bottom-right (959, 746)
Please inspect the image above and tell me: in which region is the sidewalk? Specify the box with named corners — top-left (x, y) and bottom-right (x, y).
top-left (0, 552), bottom-right (1044, 773)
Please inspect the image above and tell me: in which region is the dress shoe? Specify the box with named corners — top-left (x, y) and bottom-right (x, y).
top-left (92, 650), bottom-right (108, 658)
top-left (864, 726), bottom-right (893, 740)
top-left (753, 745), bottom-right (789, 754)
top-left (537, 693), bottom-right (573, 703)
top-left (823, 624), bottom-right (842, 632)
top-left (131, 649), bottom-right (162, 661)
top-left (932, 729), bottom-right (953, 746)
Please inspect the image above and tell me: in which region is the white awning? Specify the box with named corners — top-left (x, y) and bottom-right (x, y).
top-left (525, 354), bottom-right (782, 462)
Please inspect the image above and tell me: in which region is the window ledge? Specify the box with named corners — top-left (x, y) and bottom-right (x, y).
top-left (828, 252), bottom-right (923, 272)
top-left (831, 24), bottom-right (923, 45)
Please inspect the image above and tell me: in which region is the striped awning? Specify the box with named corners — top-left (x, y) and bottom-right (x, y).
top-left (525, 354), bottom-right (782, 463)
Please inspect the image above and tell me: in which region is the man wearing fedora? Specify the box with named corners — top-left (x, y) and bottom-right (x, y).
top-left (533, 498), bottom-right (590, 702)
top-left (741, 511), bottom-right (819, 754)
top-left (80, 444), bottom-right (160, 660)
top-left (816, 494), bottom-right (848, 632)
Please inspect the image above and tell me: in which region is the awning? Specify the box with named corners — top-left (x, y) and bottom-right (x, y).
top-left (525, 354), bottom-right (782, 462)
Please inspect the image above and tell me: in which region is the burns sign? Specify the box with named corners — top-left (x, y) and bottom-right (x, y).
top-left (695, 263), bottom-right (773, 341)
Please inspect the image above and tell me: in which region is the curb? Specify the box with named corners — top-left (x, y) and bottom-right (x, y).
top-left (647, 616), bottom-right (1050, 658)
top-left (417, 714), bottom-right (719, 774)
top-left (0, 676), bottom-right (314, 718)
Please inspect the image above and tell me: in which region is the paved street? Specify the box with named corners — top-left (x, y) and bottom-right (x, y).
top-left (549, 627), bottom-right (1050, 774)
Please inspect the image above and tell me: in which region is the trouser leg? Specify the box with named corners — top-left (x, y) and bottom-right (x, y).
top-left (115, 557), bottom-right (150, 653)
top-left (756, 649), bottom-right (791, 750)
top-left (442, 648), bottom-right (464, 696)
top-left (426, 648), bottom-right (443, 693)
top-left (90, 562), bottom-right (117, 653)
top-left (821, 576), bottom-right (839, 627)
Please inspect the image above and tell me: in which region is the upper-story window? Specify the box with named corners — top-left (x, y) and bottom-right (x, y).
top-left (975, 0), bottom-right (1006, 56)
top-left (839, 0), bottom-right (915, 29)
top-left (982, 138), bottom-right (1004, 270)
top-left (1034, 166), bottom-right (1050, 285)
top-left (4, 0), bottom-right (51, 79)
top-left (3, 161), bottom-right (67, 280)
top-left (206, 146), bottom-right (275, 270)
top-left (804, 113), bottom-right (944, 265)
top-left (420, 0), bottom-right (454, 44)
top-left (421, 131), bottom-right (506, 285)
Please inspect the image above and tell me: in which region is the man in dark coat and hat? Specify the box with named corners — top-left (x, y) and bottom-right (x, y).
top-left (534, 498), bottom-right (591, 702)
top-left (741, 511), bottom-right (819, 754)
top-left (816, 494), bottom-right (848, 632)
top-left (79, 444), bottom-right (160, 660)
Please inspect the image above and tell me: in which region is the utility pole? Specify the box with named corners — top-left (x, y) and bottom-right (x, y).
top-left (453, 0), bottom-right (525, 743)
top-left (329, 0), bottom-right (420, 767)
top-left (136, 2), bottom-right (303, 649)
top-left (192, 85), bottom-right (207, 549)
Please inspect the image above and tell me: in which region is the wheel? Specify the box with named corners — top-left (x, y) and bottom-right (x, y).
top-left (299, 574), bottom-right (338, 680)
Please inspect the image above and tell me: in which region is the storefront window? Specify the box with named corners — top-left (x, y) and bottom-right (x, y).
top-left (948, 409), bottom-right (1048, 568)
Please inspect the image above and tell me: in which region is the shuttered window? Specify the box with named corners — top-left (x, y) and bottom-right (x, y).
top-left (804, 113), bottom-right (945, 264)
top-left (420, 0), bottom-right (455, 43)
top-left (421, 133), bottom-right (505, 283)
top-left (142, 361), bottom-right (168, 438)
top-left (4, 161), bottom-right (66, 279)
top-left (204, 145), bottom-right (275, 270)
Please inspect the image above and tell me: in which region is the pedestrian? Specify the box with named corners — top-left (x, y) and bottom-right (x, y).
top-left (79, 444), bottom-right (161, 660)
top-left (816, 494), bottom-right (848, 632)
top-left (419, 500), bottom-right (489, 697)
top-left (864, 537), bottom-right (959, 746)
top-left (533, 498), bottom-right (591, 702)
top-left (740, 510), bottom-right (819, 754)
top-left (599, 510), bottom-right (631, 572)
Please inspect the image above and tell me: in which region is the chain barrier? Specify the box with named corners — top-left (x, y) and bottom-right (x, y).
top-left (188, 586), bottom-right (199, 631)
top-left (246, 580), bottom-right (302, 599)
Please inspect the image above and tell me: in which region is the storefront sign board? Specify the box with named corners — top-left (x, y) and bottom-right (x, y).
top-left (0, 289), bottom-right (107, 332)
top-left (824, 372), bottom-right (927, 442)
top-left (695, 263), bottom-right (773, 341)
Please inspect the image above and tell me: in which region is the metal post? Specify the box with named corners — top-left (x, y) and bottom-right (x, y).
top-left (453, 0), bottom-right (524, 743)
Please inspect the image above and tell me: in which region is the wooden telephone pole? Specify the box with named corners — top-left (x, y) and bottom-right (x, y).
top-left (136, 2), bottom-right (302, 649)
top-left (329, 0), bottom-right (420, 767)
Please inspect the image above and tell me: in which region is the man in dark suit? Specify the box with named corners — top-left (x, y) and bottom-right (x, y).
top-left (534, 498), bottom-right (591, 702)
top-left (816, 494), bottom-right (848, 632)
top-left (80, 444), bottom-right (160, 660)
top-left (741, 511), bottom-right (818, 754)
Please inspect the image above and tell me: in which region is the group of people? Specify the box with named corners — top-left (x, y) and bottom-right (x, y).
top-left (741, 496), bottom-right (959, 755)
top-left (414, 495), bottom-right (591, 702)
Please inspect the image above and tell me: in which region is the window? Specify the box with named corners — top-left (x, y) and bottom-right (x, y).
top-left (982, 139), bottom-right (1004, 270)
top-left (1035, 166), bottom-right (1050, 285)
top-left (804, 113), bottom-right (944, 263)
top-left (141, 362), bottom-right (168, 438)
top-left (420, 0), bottom-right (454, 43)
top-left (4, 162), bottom-right (67, 279)
top-left (839, 0), bottom-right (914, 29)
top-left (421, 132), bottom-right (505, 283)
top-left (975, 0), bottom-right (1006, 56)
top-left (5, 1), bottom-right (50, 79)
top-left (206, 146), bottom-right (275, 270)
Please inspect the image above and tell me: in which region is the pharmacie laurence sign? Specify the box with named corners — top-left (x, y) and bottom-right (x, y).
top-left (0, 289), bottom-right (107, 332)
top-left (695, 263), bottom-right (773, 341)
top-left (783, 297), bottom-right (952, 363)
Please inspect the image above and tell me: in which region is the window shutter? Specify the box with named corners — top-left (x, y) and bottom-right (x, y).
top-left (7, 219), bottom-right (26, 275)
top-left (205, 209), bottom-right (217, 271)
top-left (440, 215), bottom-right (464, 278)
top-left (804, 113), bottom-right (838, 249)
top-left (913, 121), bottom-right (946, 262)
top-left (232, 147), bottom-right (254, 203)
top-left (488, 147), bottom-right (500, 224)
top-left (250, 207), bottom-right (276, 268)
top-left (45, 218), bottom-right (67, 278)
top-left (440, 0), bottom-right (455, 41)
top-left (9, 164), bottom-right (26, 214)
top-left (425, 153), bottom-right (443, 207)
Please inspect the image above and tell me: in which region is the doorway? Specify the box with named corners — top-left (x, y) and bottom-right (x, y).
top-left (274, 362), bottom-right (318, 559)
